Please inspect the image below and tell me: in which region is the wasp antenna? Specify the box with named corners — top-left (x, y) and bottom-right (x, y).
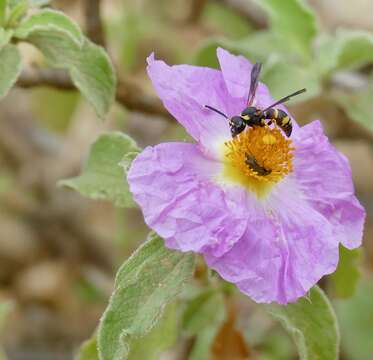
top-left (204, 105), bottom-right (228, 119)
top-left (263, 88), bottom-right (306, 111)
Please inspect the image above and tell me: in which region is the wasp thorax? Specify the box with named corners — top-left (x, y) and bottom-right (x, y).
top-left (224, 126), bottom-right (294, 185)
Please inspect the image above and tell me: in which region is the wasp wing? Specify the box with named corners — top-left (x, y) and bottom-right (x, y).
top-left (247, 62), bottom-right (262, 106)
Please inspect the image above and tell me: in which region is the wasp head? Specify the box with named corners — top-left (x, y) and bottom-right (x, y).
top-left (229, 116), bottom-right (246, 137)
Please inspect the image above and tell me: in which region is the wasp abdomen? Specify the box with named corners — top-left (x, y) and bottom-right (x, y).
top-left (264, 108), bottom-right (292, 137)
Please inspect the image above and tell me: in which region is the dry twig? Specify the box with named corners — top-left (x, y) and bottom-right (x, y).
top-left (83, 0), bottom-right (106, 47)
top-left (16, 68), bottom-right (171, 119)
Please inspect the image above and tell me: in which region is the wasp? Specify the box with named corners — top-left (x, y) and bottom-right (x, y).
top-left (245, 153), bottom-right (271, 176)
top-left (205, 63), bottom-right (306, 137)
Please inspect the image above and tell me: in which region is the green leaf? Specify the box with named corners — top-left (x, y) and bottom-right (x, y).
top-left (0, 29), bottom-right (13, 50)
top-left (128, 302), bottom-right (178, 360)
top-left (6, 0), bottom-right (27, 27)
top-left (0, 302), bottom-right (12, 360)
top-left (262, 59), bottom-right (321, 102)
top-left (30, 0), bottom-right (50, 7)
top-left (0, 302), bottom-right (12, 332)
top-left (333, 85), bottom-right (373, 131)
top-left (194, 32), bottom-right (294, 68)
top-left (335, 279), bottom-right (373, 360)
top-left (97, 233), bottom-right (195, 360)
top-left (183, 290), bottom-right (226, 360)
top-left (202, 2), bottom-right (252, 40)
top-left (0, 0), bottom-right (6, 26)
top-left (0, 44), bottom-right (22, 98)
top-left (329, 246), bottom-right (362, 299)
top-left (75, 337), bottom-right (99, 360)
top-left (254, 0), bottom-right (317, 60)
top-left (59, 132), bottom-right (140, 208)
top-left (267, 286), bottom-right (340, 360)
top-left (14, 9), bottom-right (83, 44)
top-left (318, 30), bottom-right (373, 75)
top-left (14, 10), bottom-right (116, 117)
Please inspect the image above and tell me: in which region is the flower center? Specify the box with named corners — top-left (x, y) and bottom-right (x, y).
top-left (221, 126), bottom-right (294, 197)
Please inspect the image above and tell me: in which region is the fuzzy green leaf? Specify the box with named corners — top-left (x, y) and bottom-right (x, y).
top-left (6, 0), bottom-right (27, 26)
top-left (0, 29), bottom-right (13, 50)
top-left (128, 302), bottom-right (178, 360)
top-left (267, 286), bottom-right (340, 360)
top-left (335, 280), bottom-right (373, 360)
top-left (0, 302), bottom-right (12, 360)
top-left (0, 44), bottom-right (22, 98)
top-left (333, 86), bottom-right (373, 131)
top-left (14, 10), bottom-right (116, 117)
top-left (329, 246), bottom-right (362, 299)
top-left (262, 60), bottom-right (321, 102)
top-left (183, 290), bottom-right (226, 360)
top-left (0, 0), bottom-right (6, 26)
top-left (14, 9), bottom-right (83, 43)
top-left (60, 132), bottom-right (139, 208)
top-left (318, 30), bottom-right (373, 75)
top-left (30, 0), bottom-right (50, 7)
top-left (75, 337), bottom-right (99, 360)
top-left (254, 0), bottom-right (317, 59)
top-left (97, 233), bottom-right (195, 360)
top-left (0, 302), bottom-right (12, 332)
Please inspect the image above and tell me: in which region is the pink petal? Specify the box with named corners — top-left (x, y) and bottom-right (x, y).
top-left (205, 187), bottom-right (339, 304)
top-left (128, 142), bottom-right (249, 256)
top-left (146, 54), bottom-right (243, 154)
top-left (292, 120), bottom-right (365, 249)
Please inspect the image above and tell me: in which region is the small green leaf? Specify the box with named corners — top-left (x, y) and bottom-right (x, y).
top-left (335, 279), bottom-right (373, 360)
top-left (30, 0), bottom-right (50, 7)
top-left (97, 233), bottom-right (195, 360)
top-left (333, 85), bottom-right (373, 131)
top-left (0, 44), bottom-right (22, 99)
top-left (75, 337), bottom-right (99, 360)
top-left (14, 10), bottom-right (116, 117)
top-left (14, 9), bottom-right (83, 44)
top-left (183, 290), bottom-right (226, 360)
top-left (0, 29), bottom-right (13, 50)
top-left (0, 302), bottom-right (12, 332)
top-left (254, 0), bottom-right (317, 59)
top-left (194, 32), bottom-right (293, 68)
top-left (60, 132), bottom-right (140, 208)
top-left (318, 30), bottom-right (373, 75)
top-left (202, 2), bottom-right (252, 40)
top-left (0, 0), bottom-right (7, 26)
top-left (329, 246), bottom-right (362, 299)
top-left (6, 0), bottom-right (27, 27)
top-left (183, 290), bottom-right (225, 335)
top-left (267, 286), bottom-right (340, 360)
top-left (128, 302), bottom-right (178, 360)
top-left (0, 302), bottom-right (12, 360)
top-left (262, 59), bottom-right (321, 102)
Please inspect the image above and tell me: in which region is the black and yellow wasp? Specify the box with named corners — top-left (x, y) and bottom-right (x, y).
top-left (205, 63), bottom-right (306, 138)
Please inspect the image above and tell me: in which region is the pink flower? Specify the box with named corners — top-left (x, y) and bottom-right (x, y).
top-left (127, 48), bottom-right (365, 304)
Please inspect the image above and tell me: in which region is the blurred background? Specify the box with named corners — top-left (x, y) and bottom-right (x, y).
top-left (1, 0), bottom-right (373, 359)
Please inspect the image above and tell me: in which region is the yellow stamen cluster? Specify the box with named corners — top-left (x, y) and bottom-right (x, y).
top-left (221, 126), bottom-right (294, 196)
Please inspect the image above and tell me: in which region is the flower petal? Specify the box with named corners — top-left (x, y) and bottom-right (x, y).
top-left (292, 120), bottom-right (366, 249)
top-left (128, 142), bottom-right (249, 256)
top-left (146, 54), bottom-right (243, 153)
top-left (205, 188), bottom-right (339, 304)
